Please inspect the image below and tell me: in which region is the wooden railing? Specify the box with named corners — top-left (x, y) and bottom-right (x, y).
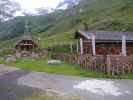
top-left (52, 53), bottom-right (133, 75)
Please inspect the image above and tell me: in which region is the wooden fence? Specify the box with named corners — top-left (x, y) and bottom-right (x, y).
top-left (52, 53), bottom-right (133, 75)
top-left (106, 55), bottom-right (133, 75)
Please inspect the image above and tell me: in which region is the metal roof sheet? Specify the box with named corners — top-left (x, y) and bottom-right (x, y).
top-left (80, 31), bottom-right (133, 41)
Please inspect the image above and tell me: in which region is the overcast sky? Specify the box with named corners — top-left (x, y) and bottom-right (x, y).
top-left (13, 0), bottom-right (65, 15)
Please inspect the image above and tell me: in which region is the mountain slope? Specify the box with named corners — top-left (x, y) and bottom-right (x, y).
top-left (0, 0), bottom-right (133, 48)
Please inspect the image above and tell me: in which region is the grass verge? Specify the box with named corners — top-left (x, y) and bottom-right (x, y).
top-left (0, 58), bottom-right (132, 79)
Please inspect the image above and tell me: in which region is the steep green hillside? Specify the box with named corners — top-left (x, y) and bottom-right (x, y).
top-left (0, 0), bottom-right (133, 48)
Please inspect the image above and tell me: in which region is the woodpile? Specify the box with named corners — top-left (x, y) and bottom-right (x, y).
top-left (52, 53), bottom-right (133, 75)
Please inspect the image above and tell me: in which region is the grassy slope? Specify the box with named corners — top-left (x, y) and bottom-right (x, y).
top-left (41, 31), bottom-right (75, 48)
top-left (42, 0), bottom-right (133, 48)
top-left (0, 0), bottom-right (133, 48)
top-left (33, 0), bottom-right (133, 48)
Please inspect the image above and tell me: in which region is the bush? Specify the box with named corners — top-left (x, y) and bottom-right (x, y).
top-left (0, 49), bottom-right (13, 57)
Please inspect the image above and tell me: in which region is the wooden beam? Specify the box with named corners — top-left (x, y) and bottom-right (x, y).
top-left (92, 35), bottom-right (96, 55)
top-left (80, 38), bottom-right (83, 55)
top-left (77, 40), bottom-right (79, 53)
top-left (70, 43), bottom-right (73, 53)
top-left (83, 40), bottom-right (91, 43)
top-left (122, 35), bottom-right (127, 56)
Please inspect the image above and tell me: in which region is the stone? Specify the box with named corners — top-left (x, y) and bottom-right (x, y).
top-left (48, 60), bottom-right (61, 64)
top-left (5, 55), bottom-right (16, 62)
top-left (15, 52), bottom-right (21, 58)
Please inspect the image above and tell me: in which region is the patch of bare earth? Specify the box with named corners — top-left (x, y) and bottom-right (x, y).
top-left (24, 90), bottom-right (83, 100)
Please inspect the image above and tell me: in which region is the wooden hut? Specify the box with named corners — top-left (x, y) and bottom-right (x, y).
top-left (75, 30), bottom-right (133, 56)
top-left (15, 36), bottom-right (38, 51)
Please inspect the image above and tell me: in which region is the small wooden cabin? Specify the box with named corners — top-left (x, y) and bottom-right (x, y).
top-left (75, 30), bottom-right (133, 56)
top-left (15, 36), bottom-right (38, 51)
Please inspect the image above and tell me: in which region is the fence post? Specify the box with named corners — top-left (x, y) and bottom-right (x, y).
top-left (92, 35), bottom-right (96, 56)
top-left (107, 55), bottom-right (111, 75)
top-left (77, 40), bottom-right (79, 53)
top-left (70, 43), bottom-right (73, 53)
top-left (122, 35), bottom-right (127, 56)
top-left (80, 38), bottom-right (83, 55)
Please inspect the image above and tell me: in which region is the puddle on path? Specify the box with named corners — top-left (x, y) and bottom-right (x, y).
top-left (74, 79), bottom-right (130, 96)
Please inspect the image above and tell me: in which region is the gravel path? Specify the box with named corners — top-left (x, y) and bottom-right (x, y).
top-left (0, 64), bottom-right (133, 100)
